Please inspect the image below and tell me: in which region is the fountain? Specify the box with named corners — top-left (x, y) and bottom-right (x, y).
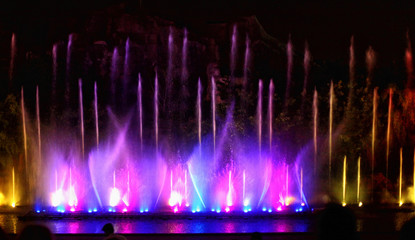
top-left (3, 24), bottom-right (415, 216)
top-left (386, 88), bottom-right (393, 179)
top-left (329, 81), bottom-right (334, 187)
top-left (372, 88), bottom-right (378, 196)
top-left (313, 88), bottom-right (318, 176)
top-left (399, 148), bottom-right (403, 206)
top-left (9, 33), bottom-right (16, 84)
top-left (357, 156), bottom-right (362, 206)
top-left (342, 156), bottom-right (347, 206)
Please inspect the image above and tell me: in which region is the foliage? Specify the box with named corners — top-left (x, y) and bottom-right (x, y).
top-left (0, 94), bottom-right (22, 170)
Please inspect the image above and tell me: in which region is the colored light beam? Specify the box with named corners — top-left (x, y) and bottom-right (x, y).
top-left (188, 164), bottom-right (206, 208)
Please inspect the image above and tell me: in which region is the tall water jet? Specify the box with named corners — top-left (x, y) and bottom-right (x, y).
top-left (268, 80), bottom-right (274, 152)
top-left (111, 47), bottom-right (119, 103)
top-left (313, 88), bottom-right (318, 176)
top-left (300, 167), bottom-right (304, 206)
top-left (243, 34), bottom-right (250, 91)
top-left (36, 86), bottom-right (41, 168)
top-left (180, 29), bottom-right (189, 121)
top-left (52, 43), bottom-right (58, 102)
top-left (211, 77), bottom-right (216, 153)
top-left (166, 27), bottom-right (174, 137)
top-left (9, 33), bottom-right (16, 84)
top-left (197, 78), bottom-right (202, 155)
top-left (405, 31), bottom-right (414, 87)
top-left (399, 148), bottom-right (403, 206)
top-left (302, 41), bottom-right (311, 100)
top-left (123, 38), bottom-right (130, 101)
top-left (155, 73), bottom-right (159, 151)
top-left (226, 171), bottom-right (233, 207)
top-left (79, 79), bottom-right (85, 160)
top-left (285, 164), bottom-right (289, 205)
top-left (329, 81), bottom-right (334, 187)
top-left (366, 46), bottom-right (376, 87)
top-left (11, 167), bottom-right (15, 207)
top-left (346, 36), bottom-right (355, 115)
top-left (230, 24), bottom-right (237, 85)
top-left (371, 88), bottom-right (378, 198)
top-left (342, 156), bottom-right (347, 206)
top-left (386, 88), bottom-right (393, 179)
top-left (243, 170), bottom-right (246, 204)
top-left (94, 81), bottom-right (99, 149)
top-left (138, 74), bottom-right (143, 154)
top-left (65, 34), bottom-right (74, 102)
top-left (181, 28), bottom-right (188, 88)
top-left (257, 80), bottom-right (263, 155)
top-left (21, 88), bottom-right (27, 175)
top-left (301, 41), bottom-right (311, 114)
top-left (413, 149), bottom-right (415, 203)
top-left (285, 37), bottom-right (293, 108)
top-left (357, 156), bottom-right (361, 206)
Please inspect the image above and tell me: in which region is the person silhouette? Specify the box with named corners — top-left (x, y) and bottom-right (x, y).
top-left (0, 226), bottom-right (7, 240)
top-left (400, 217), bottom-right (415, 240)
top-left (17, 225), bottom-right (53, 240)
top-left (318, 203), bottom-right (359, 240)
top-left (102, 223), bottom-right (127, 240)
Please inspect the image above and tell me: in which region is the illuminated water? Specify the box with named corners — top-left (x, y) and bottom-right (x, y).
top-left (1, 211), bottom-right (415, 234)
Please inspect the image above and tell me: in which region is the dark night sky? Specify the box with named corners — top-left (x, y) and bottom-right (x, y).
top-left (1, 0), bottom-right (415, 71)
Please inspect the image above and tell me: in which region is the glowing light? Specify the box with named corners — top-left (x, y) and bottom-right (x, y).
top-left (168, 191), bottom-right (183, 207)
top-left (93, 208), bottom-right (97, 212)
top-left (226, 171), bottom-right (233, 207)
top-left (343, 156), bottom-right (347, 206)
top-left (243, 199), bottom-right (249, 207)
top-left (342, 202), bottom-right (346, 207)
top-left (399, 148), bottom-right (403, 207)
top-left (51, 189), bottom-right (64, 207)
top-left (192, 210), bottom-right (196, 213)
top-left (88, 209), bottom-right (92, 213)
top-left (276, 206), bottom-right (282, 211)
top-left (173, 206), bottom-right (178, 213)
top-left (11, 167), bottom-right (15, 208)
top-left (68, 186), bottom-right (78, 207)
top-left (301, 203), bottom-right (305, 206)
top-left (262, 207), bottom-right (267, 212)
top-left (358, 202), bottom-right (363, 207)
top-left (70, 207), bottom-right (75, 212)
top-left (357, 156), bottom-right (361, 204)
top-left (225, 207), bottom-right (230, 212)
top-left (244, 209), bottom-right (248, 213)
top-left (196, 208), bottom-right (200, 212)
top-left (109, 187), bottom-right (121, 207)
top-left (122, 208), bottom-right (127, 212)
top-left (122, 192), bottom-right (130, 207)
top-left (140, 210), bottom-right (144, 213)
top-left (269, 208), bottom-right (273, 213)
top-left (216, 209), bottom-right (221, 213)
top-left (284, 197), bottom-right (293, 206)
top-left (145, 209), bottom-right (149, 212)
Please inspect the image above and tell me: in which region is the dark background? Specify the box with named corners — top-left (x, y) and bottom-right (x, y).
top-left (1, 0), bottom-right (415, 63)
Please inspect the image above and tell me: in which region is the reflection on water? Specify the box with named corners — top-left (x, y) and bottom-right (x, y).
top-left (0, 212), bottom-right (413, 234)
